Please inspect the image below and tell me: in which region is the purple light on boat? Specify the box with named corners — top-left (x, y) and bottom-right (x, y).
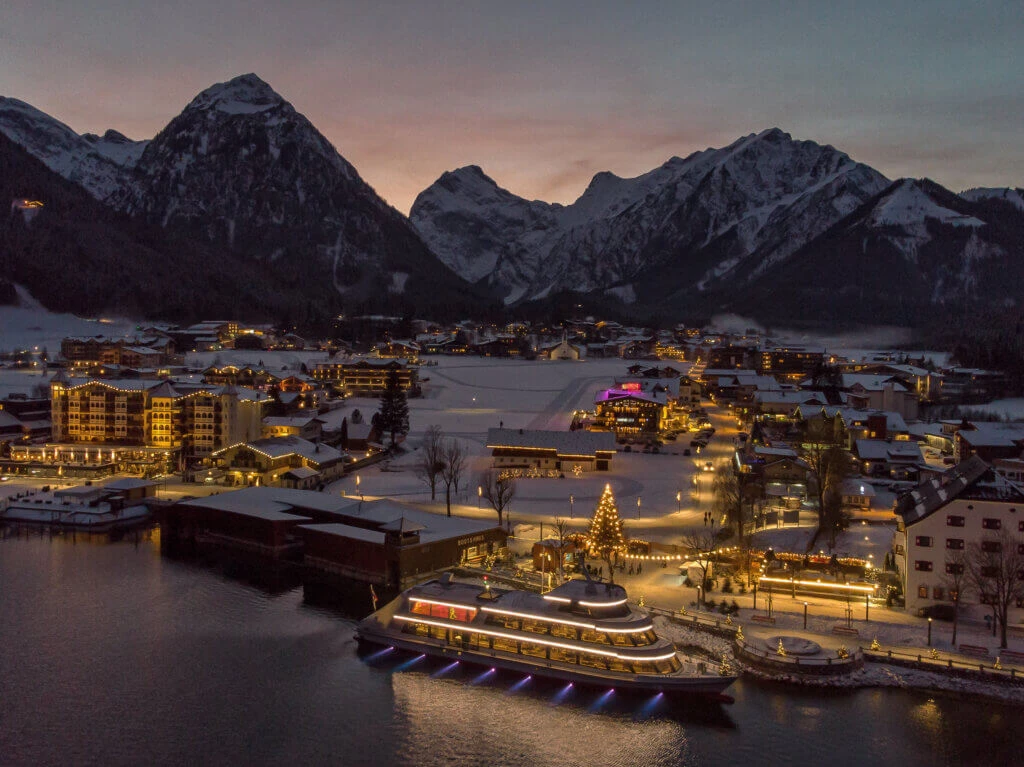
top-left (431, 661), bottom-right (460, 678)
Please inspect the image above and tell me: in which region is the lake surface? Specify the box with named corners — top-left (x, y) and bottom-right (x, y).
top-left (1, 527), bottom-right (1020, 767)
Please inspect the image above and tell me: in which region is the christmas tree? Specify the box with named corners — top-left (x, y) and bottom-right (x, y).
top-left (587, 484), bottom-right (627, 583)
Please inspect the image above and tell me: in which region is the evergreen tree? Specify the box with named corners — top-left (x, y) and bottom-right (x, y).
top-left (376, 369), bottom-right (410, 447)
top-left (587, 484), bottom-right (627, 583)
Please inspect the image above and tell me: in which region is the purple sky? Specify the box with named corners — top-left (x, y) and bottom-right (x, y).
top-left (2, 1), bottom-right (1020, 212)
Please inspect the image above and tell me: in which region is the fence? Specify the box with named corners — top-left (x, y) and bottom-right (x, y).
top-left (862, 647), bottom-right (1024, 684)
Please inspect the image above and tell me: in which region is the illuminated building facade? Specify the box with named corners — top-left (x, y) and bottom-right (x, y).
top-left (312, 360), bottom-right (418, 395)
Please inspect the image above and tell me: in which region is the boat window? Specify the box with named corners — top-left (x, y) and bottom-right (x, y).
top-left (609, 658), bottom-right (632, 673)
top-left (580, 629), bottom-right (610, 645)
top-left (655, 658), bottom-right (677, 673)
top-left (469, 633), bottom-right (491, 650)
top-left (492, 637), bottom-right (518, 653)
top-left (550, 624), bottom-right (577, 640)
top-left (520, 642), bottom-right (547, 659)
top-left (609, 633), bottom-right (633, 647)
top-left (430, 626), bottom-right (447, 641)
top-left (549, 648), bottom-right (577, 664)
top-left (405, 622), bottom-right (430, 638)
top-left (633, 630), bottom-right (657, 646)
top-left (579, 653), bottom-right (609, 670)
top-left (410, 601), bottom-right (431, 616)
top-left (521, 619), bottom-right (549, 635)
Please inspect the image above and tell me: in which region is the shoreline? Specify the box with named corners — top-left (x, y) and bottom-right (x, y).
top-left (654, 618), bottom-right (1024, 706)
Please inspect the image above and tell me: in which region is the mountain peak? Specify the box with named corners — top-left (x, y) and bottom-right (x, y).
top-left (186, 73), bottom-right (284, 115)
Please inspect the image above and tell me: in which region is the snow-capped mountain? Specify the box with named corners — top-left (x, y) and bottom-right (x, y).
top-left (411, 129), bottom-right (891, 305)
top-left (0, 97), bottom-right (146, 201)
top-left (961, 187), bottom-right (1024, 212)
top-left (1, 74), bottom-right (489, 319)
top-left (115, 74), bottom-right (481, 313)
top-left (713, 178), bottom-right (1024, 326)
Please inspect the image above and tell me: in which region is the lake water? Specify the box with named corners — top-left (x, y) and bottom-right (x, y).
top-left (1, 527), bottom-right (1020, 767)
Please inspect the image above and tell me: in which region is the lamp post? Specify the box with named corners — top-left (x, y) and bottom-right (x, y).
top-left (927, 617), bottom-right (933, 646)
top-left (477, 485), bottom-right (482, 509)
top-left (803, 601), bottom-right (808, 630)
top-left (676, 491), bottom-right (681, 512)
top-left (637, 496), bottom-right (641, 520)
top-left (570, 494), bottom-right (574, 520)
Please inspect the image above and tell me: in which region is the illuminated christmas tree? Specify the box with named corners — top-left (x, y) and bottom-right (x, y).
top-left (587, 484), bottom-right (627, 583)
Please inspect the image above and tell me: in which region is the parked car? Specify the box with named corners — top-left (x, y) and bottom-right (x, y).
top-left (703, 461), bottom-right (714, 472)
top-left (917, 604), bottom-right (956, 621)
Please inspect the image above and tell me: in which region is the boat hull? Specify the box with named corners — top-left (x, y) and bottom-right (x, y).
top-left (356, 621), bottom-right (737, 699)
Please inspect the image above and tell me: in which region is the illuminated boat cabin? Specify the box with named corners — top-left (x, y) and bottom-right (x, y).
top-left (393, 577), bottom-right (682, 675)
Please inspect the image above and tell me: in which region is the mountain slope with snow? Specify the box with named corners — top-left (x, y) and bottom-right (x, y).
top-left (412, 129), bottom-right (891, 305)
top-left (0, 97), bottom-right (144, 201)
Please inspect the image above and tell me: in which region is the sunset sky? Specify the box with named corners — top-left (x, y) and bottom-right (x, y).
top-left (2, 0), bottom-right (1020, 212)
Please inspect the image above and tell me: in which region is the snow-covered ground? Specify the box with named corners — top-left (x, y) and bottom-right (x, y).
top-left (0, 290), bottom-right (135, 354)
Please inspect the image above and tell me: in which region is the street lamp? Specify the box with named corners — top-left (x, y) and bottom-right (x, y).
top-left (927, 617), bottom-right (933, 646)
top-left (676, 491), bottom-right (681, 512)
top-left (570, 494), bottom-right (574, 520)
top-left (477, 485), bottom-right (482, 508)
top-left (803, 601), bottom-right (808, 630)
top-left (637, 496), bottom-right (641, 519)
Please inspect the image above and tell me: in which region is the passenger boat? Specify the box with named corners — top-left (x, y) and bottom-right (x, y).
top-left (356, 573), bottom-right (736, 698)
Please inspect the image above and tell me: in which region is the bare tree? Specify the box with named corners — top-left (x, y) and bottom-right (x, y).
top-left (439, 437), bottom-right (467, 518)
top-left (480, 469), bottom-right (515, 527)
top-left (414, 425), bottom-right (444, 501)
top-left (680, 522), bottom-right (721, 608)
top-left (712, 466), bottom-right (743, 540)
top-left (942, 548), bottom-right (970, 647)
top-left (966, 527), bottom-right (1024, 649)
top-left (799, 417), bottom-right (850, 538)
top-left (552, 516), bottom-right (571, 581)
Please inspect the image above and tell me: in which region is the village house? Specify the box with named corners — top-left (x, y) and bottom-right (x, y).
top-left (209, 436), bottom-right (347, 488)
top-left (312, 360), bottom-right (419, 396)
top-left (485, 428), bottom-right (616, 472)
top-left (893, 455), bottom-right (1024, 622)
top-left (853, 439), bottom-right (925, 480)
top-left (592, 388), bottom-right (665, 440)
top-left (261, 415), bottom-right (324, 441)
top-left (954, 422), bottom-right (1024, 464)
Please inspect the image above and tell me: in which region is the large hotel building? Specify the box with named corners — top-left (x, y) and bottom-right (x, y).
top-left (6, 378), bottom-right (263, 476)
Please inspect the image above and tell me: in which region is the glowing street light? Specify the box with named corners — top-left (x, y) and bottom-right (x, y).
top-left (570, 494), bottom-right (574, 519)
top-left (676, 490), bottom-right (681, 512)
top-left (637, 496), bottom-right (641, 519)
top-left (477, 485), bottom-right (482, 508)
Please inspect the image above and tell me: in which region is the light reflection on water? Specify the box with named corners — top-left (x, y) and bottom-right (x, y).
top-left (2, 528), bottom-right (1023, 767)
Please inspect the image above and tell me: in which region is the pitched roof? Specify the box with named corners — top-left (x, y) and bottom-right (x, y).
top-left (895, 455), bottom-right (1017, 525)
top-left (486, 428), bottom-right (617, 456)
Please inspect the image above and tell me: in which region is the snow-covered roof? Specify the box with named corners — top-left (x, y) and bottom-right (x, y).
top-left (297, 523), bottom-right (387, 544)
top-left (958, 423), bottom-right (1024, 448)
top-left (486, 428), bottom-right (617, 456)
top-left (854, 439), bottom-right (923, 461)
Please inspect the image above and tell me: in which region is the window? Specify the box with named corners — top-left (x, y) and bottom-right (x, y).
top-left (918, 586), bottom-right (928, 598)
top-left (946, 538), bottom-right (964, 550)
top-left (981, 566), bottom-right (999, 578)
top-left (981, 540), bottom-right (1002, 553)
top-left (933, 587), bottom-right (944, 600)
top-left (915, 536), bottom-right (933, 547)
top-left (945, 562), bottom-right (964, 575)
top-left (982, 518), bottom-right (1002, 530)
top-left (1019, 521), bottom-right (1024, 532)
top-left (947, 515), bottom-right (965, 527)
top-left (914, 561), bottom-right (933, 572)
